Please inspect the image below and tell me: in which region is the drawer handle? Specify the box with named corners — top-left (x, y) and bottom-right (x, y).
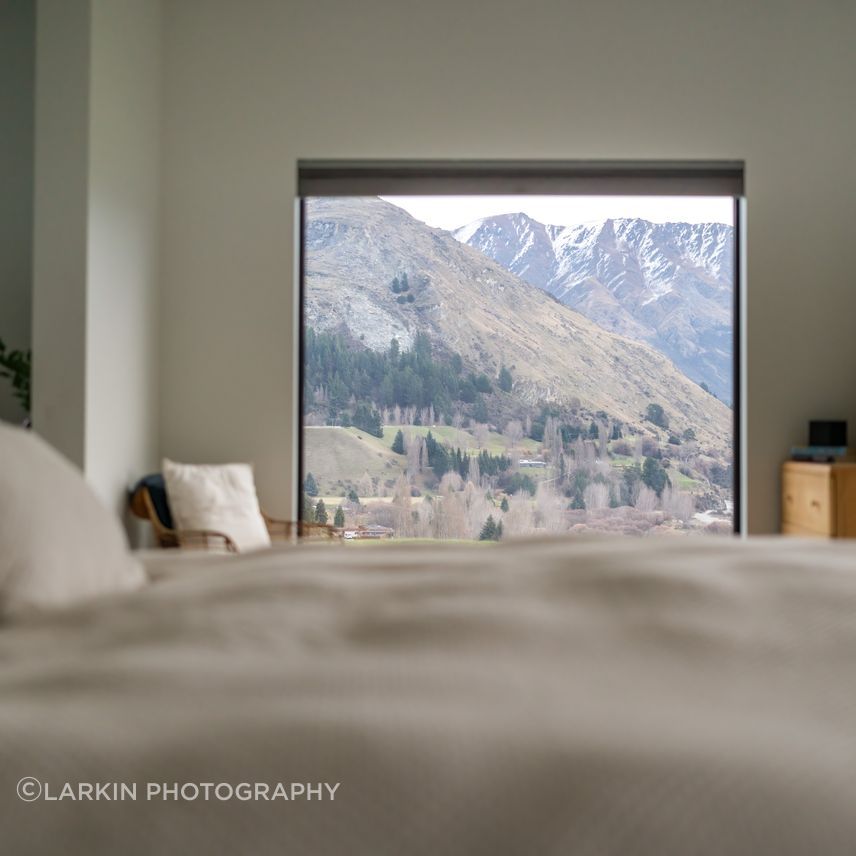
top-left (810, 500), bottom-right (821, 509)
top-left (785, 494), bottom-right (794, 503)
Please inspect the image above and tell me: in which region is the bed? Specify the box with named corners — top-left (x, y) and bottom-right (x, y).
top-left (3, 534), bottom-right (856, 855)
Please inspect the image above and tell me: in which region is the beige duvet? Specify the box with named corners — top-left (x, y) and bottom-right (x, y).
top-left (2, 535), bottom-right (856, 855)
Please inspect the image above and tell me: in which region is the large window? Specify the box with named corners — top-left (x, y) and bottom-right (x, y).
top-left (299, 162), bottom-right (743, 540)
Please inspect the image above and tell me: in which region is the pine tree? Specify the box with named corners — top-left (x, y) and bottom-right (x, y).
top-left (642, 456), bottom-right (668, 497)
top-left (315, 499), bottom-right (328, 525)
top-left (479, 515), bottom-right (499, 541)
top-left (500, 496), bottom-right (509, 513)
top-left (301, 492), bottom-right (315, 522)
top-left (304, 472), bottom-right (318, 496)
top-left (334, 506), bottom-right (345, 527)
top-left (392, 429), bottom-right (405, 455)
top-left (496, 520), bottom-right (503, 540)
top-left (498, 365), bottom-right (513, 392)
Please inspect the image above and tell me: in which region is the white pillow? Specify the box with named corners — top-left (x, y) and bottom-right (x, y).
top-left (162, 458), bottom-right (271, 553)
top-left (0, 423), bottom-right (145, 615)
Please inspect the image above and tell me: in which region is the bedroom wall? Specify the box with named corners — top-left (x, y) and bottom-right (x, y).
top-left (0, 0), bottom-right (35, 425)
top-left (158, 0), bottom-right (856, 532)
top-left (32, 0), bottom-right (161, 536)
top-left (84, 0), bottom-right (162, 529)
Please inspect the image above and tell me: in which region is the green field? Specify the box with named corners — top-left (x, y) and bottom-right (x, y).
top-left (304, 426), bottom-right (405, 495)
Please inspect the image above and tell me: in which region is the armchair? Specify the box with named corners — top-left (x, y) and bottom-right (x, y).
top-left (129, 474), bottom-right (337, 551)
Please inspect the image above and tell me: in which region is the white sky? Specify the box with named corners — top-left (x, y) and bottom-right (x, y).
top-left (381, 195), bottom-right (734, 231)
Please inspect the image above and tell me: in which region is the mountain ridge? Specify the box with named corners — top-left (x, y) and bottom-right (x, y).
top-left (452, 211), bottom-right (734, 402)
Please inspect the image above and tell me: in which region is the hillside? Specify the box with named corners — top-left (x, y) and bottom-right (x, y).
top-left (453, 213), bottom-right (734, 403)
top-left (304, 197), bottom-right (732, 453)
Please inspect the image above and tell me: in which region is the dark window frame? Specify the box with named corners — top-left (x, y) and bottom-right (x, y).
top-left (297, 160), bottom-right (745, 534)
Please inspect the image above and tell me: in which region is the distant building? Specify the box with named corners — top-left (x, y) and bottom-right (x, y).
top-left (518, 458), bottom-right (547, 468)
top-left (343, 525), bottom-right (394, 540)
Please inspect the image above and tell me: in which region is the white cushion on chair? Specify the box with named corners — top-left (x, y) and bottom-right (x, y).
top-left (0, 423), bottom-right (145, 615)
top-left (162, 458), bottom-right (271, 553)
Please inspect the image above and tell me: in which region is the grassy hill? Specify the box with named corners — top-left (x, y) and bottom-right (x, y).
top-left (304, 426), bottom-right (404, 496)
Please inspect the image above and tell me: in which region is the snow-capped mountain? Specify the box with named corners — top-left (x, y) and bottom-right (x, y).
top-left (453, 213), bottom-right (734, 403)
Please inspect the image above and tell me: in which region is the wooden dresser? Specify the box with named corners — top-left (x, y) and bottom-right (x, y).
top-left (782, 461), bottom-right (856, 538)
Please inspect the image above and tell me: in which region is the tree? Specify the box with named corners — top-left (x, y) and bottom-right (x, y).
top-left (315, 499), bottom-right (328, 525)
top-left (473, 373), bottom-right (493, 394)
top-left (500, 496), bottom-right (509, 513)
top-left (347, 488), bottom-right (359, 503)
top-left (353, 403), bottom-right (383, 438)
top-left (479, 515), bottom-right (500, 541)
top-left (498, 366), bottom-right (513, 393)
top-left (473, 397), bottom-right (489, 423)
top-left (642, 456), bottom-right (669, 496)
top-left (334, 506), bottom-right (345, 528)
top-left (682, 427), bottom-right (697, 441)
top-left (392, 429), bottom-right (406, 455)
top-left (504, 419), bottom-right (524, 450)
top-left (645, 403), bottom-right (669, 430)
top-left (301, 492), bottom-right (315, 523)
top-left (304, 472), bottom-right (318, 497)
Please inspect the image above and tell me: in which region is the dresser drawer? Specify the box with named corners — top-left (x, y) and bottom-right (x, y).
top-left (782, 468), bottom-right (834, 535)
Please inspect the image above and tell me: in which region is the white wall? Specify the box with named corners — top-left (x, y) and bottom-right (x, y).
top-left (0, 0), bottom-right (35, 425)
top-left (33, 0), bottom-right (161, 535)
top-left (158, 0), bottom-right (856, 533)
top-left (85, 0), bottom-right (161, 526)
top-left (32, 0), bottom-right (90, 466)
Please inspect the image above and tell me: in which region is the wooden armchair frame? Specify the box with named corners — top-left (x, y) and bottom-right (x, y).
top-left (129, 480), bottom-right (337, 551)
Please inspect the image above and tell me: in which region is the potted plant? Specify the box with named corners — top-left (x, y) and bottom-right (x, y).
top-left (0, 338), bottom-right (31, 426)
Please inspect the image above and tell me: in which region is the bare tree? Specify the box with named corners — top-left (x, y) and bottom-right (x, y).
top-left (467, 454), bottom-right (481, 488)
top-left (358, 470), bottom-right (374, 498)
top-left (406, 435), bottom-right (425, 479)
top-left (391, 474), bottom-right (413, 537)
top-left (635, 485), bottom-right (659, 512)
top-left (473, 422), bottom-right (490, 449)
top-left (583, 481), bottom-right (610, 510)
top-left (504, 419), bottom-right (524, 452)
top-left (661, 486), bottom-right (695, 522)
top-left (535, 482), bottom-right (566, 532)
top-left (542, 416), bottom-right (562, 461)
top-left (502, 491), bottom-right (535, 538)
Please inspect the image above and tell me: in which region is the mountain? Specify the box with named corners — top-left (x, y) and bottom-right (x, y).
top-left (304, 197), bottom-right (732, 452)
top-left (453, 213), bottom-right (734, 403)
